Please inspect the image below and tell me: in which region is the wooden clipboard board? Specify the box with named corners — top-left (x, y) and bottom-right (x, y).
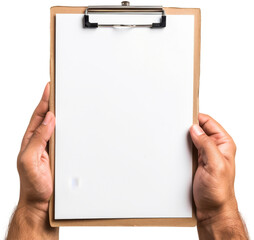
top-left (49, 6), bottom-right (200, 227)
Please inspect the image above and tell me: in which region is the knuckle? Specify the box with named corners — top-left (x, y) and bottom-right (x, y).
top-left (199, 135), bottom-right (212, 149)
top-left (227, 135), bottom-right (237, 155)
top-left (17, 153), bottom-right (29, 171)
top-left (214, 159), bottom-right (229, 178)
top-left (200, 113), bottom-right (211, 120)
top-left (204, 113), bottom-right (211, 118)
top-left (231, 139), bottom-right (237, 153)
top-left (33, 127), bottom-right (42, 139)
top-left (216, 161), bottom-right (226, 175)
top-left (33, 127), bottom-right (47, 147)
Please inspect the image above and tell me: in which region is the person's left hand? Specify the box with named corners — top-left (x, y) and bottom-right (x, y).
top-left (17, 82), bottom-right (55, 213)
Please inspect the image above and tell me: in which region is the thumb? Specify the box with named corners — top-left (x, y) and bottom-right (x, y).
top-left (190, 124), bottom-right (210, 150)
top-left (26, 111), bottom-right (55, 155)
top-left (189, 124), bottom-right (222, 166)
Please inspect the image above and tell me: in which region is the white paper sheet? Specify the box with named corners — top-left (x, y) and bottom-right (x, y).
top-left (55, 13), bottom-right (194, 219)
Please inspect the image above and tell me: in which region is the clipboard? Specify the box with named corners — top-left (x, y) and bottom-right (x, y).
top-left (49, 3), bottom-right (201, 227)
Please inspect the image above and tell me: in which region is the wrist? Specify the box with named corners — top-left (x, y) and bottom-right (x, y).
top-left (196, 197), bottom-right (238, 223)
top-left (16, 203), bottom-right (52, 235)
top-left (18, 196), bottom-right (49, 215)
top-left (16, 202), bottom-right (48, 225)
top-left (197, 199), bottom-right (248, 240)
top-left (197, 211), bottom-right (247, 240)
top-left (8, 203), bottom-right (58, 240)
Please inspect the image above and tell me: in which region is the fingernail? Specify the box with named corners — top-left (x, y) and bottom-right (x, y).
top-left (42, 112), bottom-right (52, 126)
top-left (192, 124), bottom-right (204, 136)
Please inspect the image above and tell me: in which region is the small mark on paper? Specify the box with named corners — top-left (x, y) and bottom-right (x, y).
top-left (71, 177), bottom-right (80, 189)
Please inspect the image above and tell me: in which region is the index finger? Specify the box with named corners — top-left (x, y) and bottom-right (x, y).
top-left (20, 83), bottom-right (50, 152)
top-left (199, 113), bottom-right (231, 138)
top-left (198, 113), bottom-right (236, 162)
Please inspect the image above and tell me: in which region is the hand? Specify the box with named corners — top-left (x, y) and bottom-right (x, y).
top-left (190, 114), bottom-right (248, 239)
top-left (190, 113), bottom-right (237, 221)
top-left (17, 83), bottom-right (55, 212)
top-left (7, 83), bottom-right (58, 240)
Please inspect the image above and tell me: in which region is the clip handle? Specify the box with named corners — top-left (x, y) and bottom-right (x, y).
top-left (83, 2), bottom-right (166, 29)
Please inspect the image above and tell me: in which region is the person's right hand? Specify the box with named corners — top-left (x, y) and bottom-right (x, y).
top-left (190, 114), bottom-right (248, 239)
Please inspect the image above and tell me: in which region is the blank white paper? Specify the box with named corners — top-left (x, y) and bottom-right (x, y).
top-left (55, 13), bottom-right (194, 219)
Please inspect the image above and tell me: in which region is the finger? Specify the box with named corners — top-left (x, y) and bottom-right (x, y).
top-left (24, 111), bottom-right (55, 157)
top-left (199, 113), bottom-right (231, 138)
top-left (190, 124), bottom-right (224, 169)
top-left (21, 83), bottom-right (50, 152)
top-left (198, 113), bottom-right (236, 161)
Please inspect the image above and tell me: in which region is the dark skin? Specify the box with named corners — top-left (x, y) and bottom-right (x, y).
top-left (190, 115), bottom-right (248, 239)
top-left (7, 83), bottom-right (248, 239)
top-left (7, 83), bottom-right (58, 240)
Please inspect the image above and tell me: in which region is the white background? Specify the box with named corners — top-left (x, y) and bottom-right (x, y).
top-left (0, 0), bottom-right (253, 239)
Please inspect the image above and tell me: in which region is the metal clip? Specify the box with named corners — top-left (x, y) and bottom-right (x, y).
top-left (83, 2), bottom-right (166, 28)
